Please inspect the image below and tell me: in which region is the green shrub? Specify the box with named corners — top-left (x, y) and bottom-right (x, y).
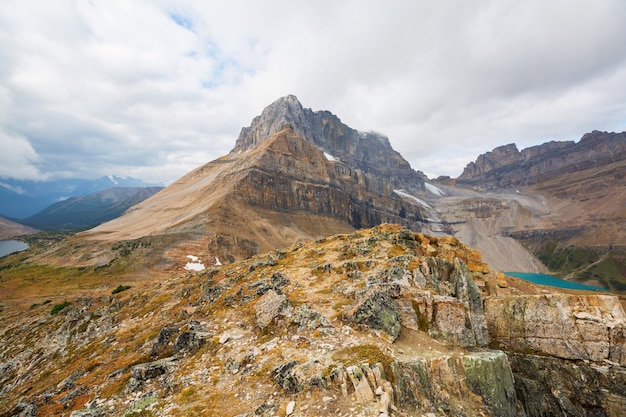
top-left (50, 301), bottom-right (71, 315)
top-left (112, 285), bottom-right (132, 294)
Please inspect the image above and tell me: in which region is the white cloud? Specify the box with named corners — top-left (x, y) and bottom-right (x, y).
top-left (0, 129), bottom-right (43, 180)
top-left (0, 0), bottom-right (625, 183)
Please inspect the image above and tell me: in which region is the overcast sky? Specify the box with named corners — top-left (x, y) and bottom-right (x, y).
top-left (1, 0), bottom-right (626, 184)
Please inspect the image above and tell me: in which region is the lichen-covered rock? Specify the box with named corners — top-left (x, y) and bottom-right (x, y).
top-left (254, 289), bottom-right (293, 328)
top-left (408, 257), bottom-right (489, 347)
top-left (393, 351), bottom-right (518, 416)
top-left (461, 351), bottom-right (517, 417)
top-left (291, 304), bottom-right (333, 332)
top-left (127, 357), bottom-right (177, 392)
top-left (343, 287), bottom-right (401, 342)
top-left (150, 326), bottom-right (179, 357)
top-left (173, 330), bottom-right (204, 353)
top-left (509, 353), bottom-right (626, 417)
top-left (131, 357), bottom-right (177, 381)
top-left (272, 361), bottom-right (302, 393)
top-left (346, 365), bottom-right (375, 404)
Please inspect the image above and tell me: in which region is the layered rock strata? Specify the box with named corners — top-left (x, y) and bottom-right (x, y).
top-left (485, 294), bottom-right (626, 365)
top-left (458, 130), bottom-right (626, 190)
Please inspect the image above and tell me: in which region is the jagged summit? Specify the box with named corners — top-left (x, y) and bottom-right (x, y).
top-left (233, 95), bottom-right (307, 151)
top-left (233, 95), bottom-right (424, 185)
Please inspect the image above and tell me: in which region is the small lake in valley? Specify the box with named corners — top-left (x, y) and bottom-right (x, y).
top-left (0, 240), bottom-right (29, 258)
top-left (505, 272), bottom-right (608, 292)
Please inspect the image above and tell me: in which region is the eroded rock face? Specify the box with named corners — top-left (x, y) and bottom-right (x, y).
top-left (232, 95), bottom-right (425, 189)
top-left (343, 287), bottom-right (402, 342)
top-left (254, 289), bottom-right (293, 328)
top-left (458, 131), bottom-right (626, 190)
top-left (393, 350), bottom-right (518, 417)
top-left (411, 257), bottom-right (489, 347)
top-left (485, 294), bottom-right (626, 365)
top-left (509, 353), bottom-right (626, 417)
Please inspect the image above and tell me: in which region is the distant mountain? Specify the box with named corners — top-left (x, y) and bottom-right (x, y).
top-left (447, 130), bottom-right (626, 292)
top-left (21, 187), bottom-right (163, 231)
top-left (0, 176), bottom-right (161, 219)
top-left (30, 97), bottom-right (626, 293)
top-left (456, 131), bottom-right (626, 190)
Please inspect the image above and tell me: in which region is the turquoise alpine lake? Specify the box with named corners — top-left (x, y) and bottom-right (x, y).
top-left (505, 272), bottom-right (608, 292)
top-left (0, 240), bottom-right (29, 258)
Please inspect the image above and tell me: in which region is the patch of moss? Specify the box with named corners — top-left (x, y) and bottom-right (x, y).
top-left (411, 300), bottom-right (429, 332)
top-left (50, 301), bottom-right (71, 315)
top-left (332, 344), bottom-right (395, 384)
top-left (112, 285), bottom-right (132, 294)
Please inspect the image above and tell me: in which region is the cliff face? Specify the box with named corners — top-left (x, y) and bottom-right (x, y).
top-left (484, 292), bottom-right (626, 416)
top-left (457, 131), bottom-right (626, 190)
top-left (232, 95), bottom-right (424, 188)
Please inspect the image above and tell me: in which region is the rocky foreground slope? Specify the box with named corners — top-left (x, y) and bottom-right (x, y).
top-left (2, 224), bottom-right (625, 417)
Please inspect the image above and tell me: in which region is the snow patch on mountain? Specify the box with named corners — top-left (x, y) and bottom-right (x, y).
top-left (425, 183), bottom-right (445, 196)
top-left (184, 254), bottom-right (205, 271)
top-left (323, 152), bottom-right (337, 161)
top-left (393, 189), bottom-right (432, 208)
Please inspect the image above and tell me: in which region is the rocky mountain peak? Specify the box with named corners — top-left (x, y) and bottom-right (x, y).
top-left (232, 95), bottom-right (425, 188)
top-left (232, 95), bottom-right (307, 152)
top-left (459, 143), bottom-right (520, 180)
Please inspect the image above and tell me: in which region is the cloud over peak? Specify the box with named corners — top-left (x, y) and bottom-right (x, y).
top-left (1, 0), bottom-right (625, 183)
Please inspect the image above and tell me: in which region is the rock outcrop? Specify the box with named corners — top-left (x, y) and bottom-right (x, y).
top-left (484, 292), bottom-right (626, 417)
top-left (485, 294), bottom-right (626, 365)
top-left (393, 350), bottom-right (518, 417)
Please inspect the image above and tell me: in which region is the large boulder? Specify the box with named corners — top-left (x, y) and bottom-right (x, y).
top-left (344, 287), bottom-right (402, 342)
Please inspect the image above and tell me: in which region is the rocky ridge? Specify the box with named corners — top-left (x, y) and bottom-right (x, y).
top-left (457, 131), bottom-right (626, 190)
top-left (2, 224), bottom-right (625, 417)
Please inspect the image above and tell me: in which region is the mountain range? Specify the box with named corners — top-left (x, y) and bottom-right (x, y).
top-left (2, 95), bottom-right (626, 417)
top-left (0, 175), bottom-right (160, 219)
top-left (451, 131), bottom-right (626, 291)
top-left (20, 186), bottom-right (163, 231)
top-left (34, 95), bottom-right (619, 292)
